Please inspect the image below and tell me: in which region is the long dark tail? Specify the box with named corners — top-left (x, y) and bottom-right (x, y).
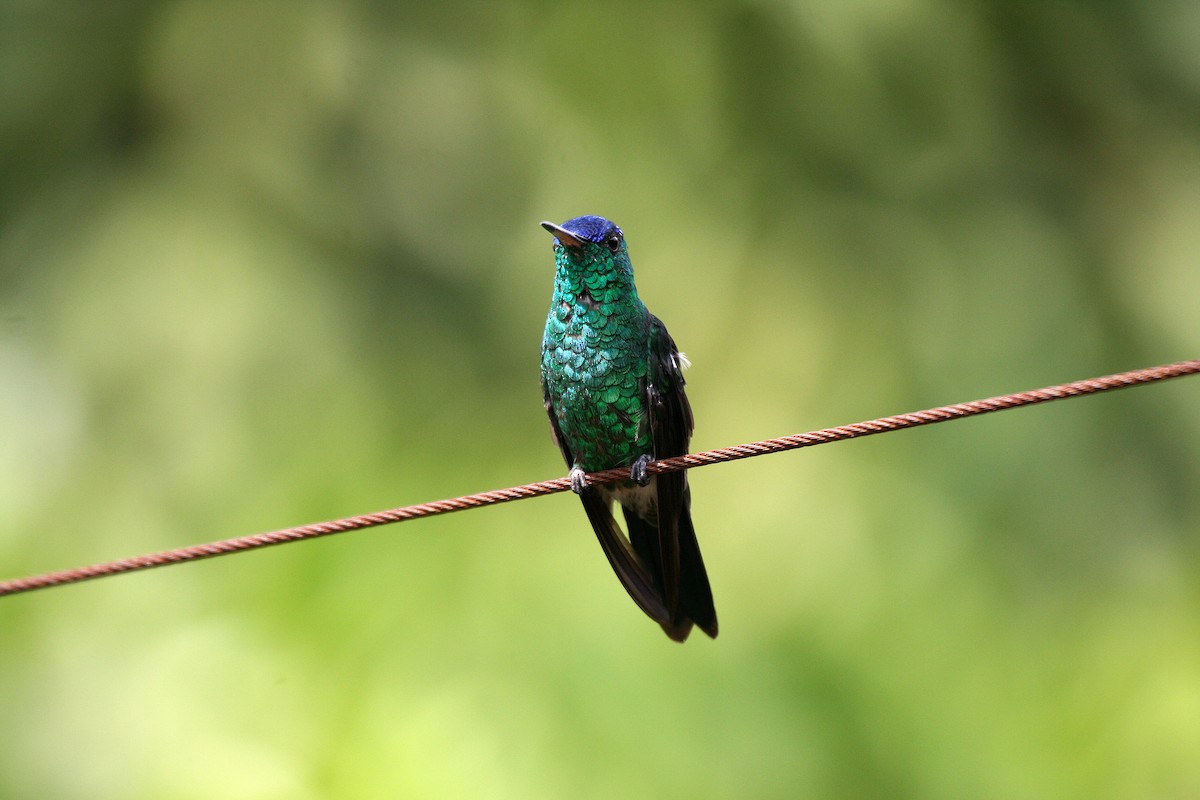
top-left (674, 491), bottom-right (718, 639)
top-left (579, 488), bottom-right (671, 626)
top-left (623, 487), bottom-right (718, 642)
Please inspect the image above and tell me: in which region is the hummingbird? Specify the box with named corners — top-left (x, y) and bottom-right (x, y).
top-left (539, 215), bottom-right (717, 641)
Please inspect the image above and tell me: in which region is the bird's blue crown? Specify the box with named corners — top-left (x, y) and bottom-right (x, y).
top-left (560, 215), bottom-right (623, 244)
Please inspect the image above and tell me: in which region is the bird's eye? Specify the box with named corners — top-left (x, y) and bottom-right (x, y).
top-left (605, 237), bottom-right (621, 253)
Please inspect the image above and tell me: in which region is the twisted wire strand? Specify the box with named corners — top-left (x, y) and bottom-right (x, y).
top-left (1, 359), bottom-right (1196, 598)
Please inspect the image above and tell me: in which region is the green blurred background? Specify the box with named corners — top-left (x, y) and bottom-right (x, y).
top-left (2, 2), bottom-right (1199, 798)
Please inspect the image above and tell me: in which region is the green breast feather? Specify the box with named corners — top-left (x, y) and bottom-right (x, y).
top-left (541, 250), bottom-right (651, 472)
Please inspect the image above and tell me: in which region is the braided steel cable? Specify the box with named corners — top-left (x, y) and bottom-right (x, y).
top-left (1, 359), bottom-right (1197, 598)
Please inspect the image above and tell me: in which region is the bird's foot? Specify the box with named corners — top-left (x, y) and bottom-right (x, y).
top-left (630, 455), bottom-right (653, 486)
top-left (569, 467), bottom-right (588, 494)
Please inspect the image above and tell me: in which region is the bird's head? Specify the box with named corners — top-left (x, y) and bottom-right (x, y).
top-left (540, 216), bottom-right (630, 274)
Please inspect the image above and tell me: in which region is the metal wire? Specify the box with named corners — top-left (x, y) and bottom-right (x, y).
top-left (1, 359), bottom-right (1197, 598)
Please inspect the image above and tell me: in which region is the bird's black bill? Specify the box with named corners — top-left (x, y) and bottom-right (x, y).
top-left (540, 221), bottom-right (586, 249)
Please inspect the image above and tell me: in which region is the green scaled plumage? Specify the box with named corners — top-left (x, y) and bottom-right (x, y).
top-left (539, 216), bottom-right (717, 642)
top-left (542, 236), bottom-right (649, 471)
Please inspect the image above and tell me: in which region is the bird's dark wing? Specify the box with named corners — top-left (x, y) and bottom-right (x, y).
top-left (543, 389), bottom-right (670, 625)
top-left (542, 380), bottom-right (575, 469)
top-left (645, 315), bottom-right (717, 640)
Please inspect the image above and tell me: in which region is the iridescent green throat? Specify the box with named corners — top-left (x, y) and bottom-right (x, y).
top-left (540, 243), bottom-right (652, 472)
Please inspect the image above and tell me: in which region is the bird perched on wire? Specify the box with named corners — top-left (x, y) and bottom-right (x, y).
top-left (539, 215), bottom-right (717, 641)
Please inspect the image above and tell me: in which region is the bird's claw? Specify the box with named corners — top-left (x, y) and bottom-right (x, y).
top-left (630, 455), bottom-right (653, 486)
top-left (569, 467), bottom-right (588, 494)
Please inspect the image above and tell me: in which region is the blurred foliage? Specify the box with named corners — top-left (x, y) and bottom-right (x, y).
top-left (2, 1), bottom-right (1199, 798)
